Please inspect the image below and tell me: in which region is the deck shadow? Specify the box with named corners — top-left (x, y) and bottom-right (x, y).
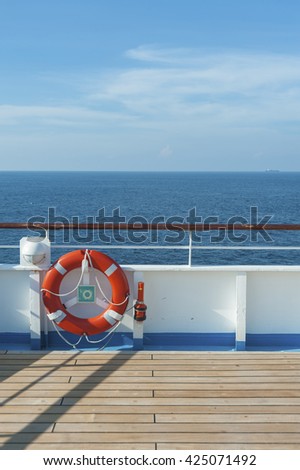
top-left (0, 351), bottom-right (138, 449)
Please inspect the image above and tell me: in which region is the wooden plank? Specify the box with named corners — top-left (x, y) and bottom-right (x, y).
top-left (151, 352), bottom-right (300, 358)
top-left (157, 443), bottom-right (300, 450)
top-left (152, 353), bottom-right (300, 360)
top-left (0, 360), bottom-right (154, 367)
top-left (0, 443), bottom-right (156, 450)
top-left (152, 358), bottom-right (300, 368)
top-left (153, 369), bottom-right (300, 376)
top-left (1, 431), bottom-right (300, 444)
top-left (3, 381), bottom-right (300, 390)
top-left (0, 423), bottom-right (54, 432)
top-left (0, 397), bottom-right (63, 405)
top-left (67, 375), bottom-right (300, 382)
top-left (54, 422), bottom-right (300, 433)
top-left (154, 390), bottom-right (300, 398)
top-left (0, 389), bottom-right (153, 398)
top-left (0, 376), bottom-right (71, 383)
top-left (72, 362), bottom-right (300, 370)
top-left (0, 354), bottom-right (150, 366)
top-left (156, 413), bottom-right (300, 423)
top-left (6, 363), bottom-right (300, 371)
top-left (3, 386), bottom-right (300, 398)
top-left (150, 364), bottom-right (300, 369)
top-left (3, 373), bottom-right (300, 383)
top-left (74, 358), bottom-right (300, 365)
top-left (18, 357), bottom-right (297, 366)
top-left (16, 363), bottom-right (300, 370)
top-left (0, 413), bottom-right (154, 423)
top-left (61, 397), bottom-right (300, 406)
top-left (0, 369), bottom-right (155, 376)
top-left (2, 403), bottom-right (300, 414)
top-left (68, 373), bottom-right (300, 385)
top-left (0, 360), bottom-right (77, 366)
top-left (0, 372), bottom-right (152, 382)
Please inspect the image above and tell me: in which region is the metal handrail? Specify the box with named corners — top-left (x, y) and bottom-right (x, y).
top-left (1, 222), bottom-right (300, 266)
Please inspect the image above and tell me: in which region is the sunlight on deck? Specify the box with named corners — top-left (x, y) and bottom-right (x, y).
top-left (1, 351), bottom-right (300, 449)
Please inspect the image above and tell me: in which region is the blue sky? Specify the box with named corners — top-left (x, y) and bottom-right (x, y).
top-left (1, 0), bottom-right (300, 171)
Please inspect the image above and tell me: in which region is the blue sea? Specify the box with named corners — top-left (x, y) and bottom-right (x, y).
top-left (1, 171), bottom-right (300, 265)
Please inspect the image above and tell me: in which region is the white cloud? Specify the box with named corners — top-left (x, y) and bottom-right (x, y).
top-left (159, 144), bottom-right (173, 158)
top-left (87, 46), bottom-right (300, 133)
top-left (0, 104), bottom-right (139, 128)
top-left (125, 45), bottom-right (192, 64)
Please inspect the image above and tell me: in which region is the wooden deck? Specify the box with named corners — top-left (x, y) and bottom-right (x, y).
top-left (1, 350), bottom-right (300, 450)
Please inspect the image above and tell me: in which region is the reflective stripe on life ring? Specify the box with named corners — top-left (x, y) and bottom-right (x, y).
top-left (41, 250), bottom-right (130, 336)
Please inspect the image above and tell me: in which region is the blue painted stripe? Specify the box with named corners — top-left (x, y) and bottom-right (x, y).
top-left (143, 333), bottom-right (235, 348)
top-left (0, 332), bottom-right (30, 344)
top-left (0, 331), bottom-right (236, 350)
top-left (246, 334), bottom-right (300, 348)
top-left (2, 331), bottom-right (300, 351)
top-left (31, 338), bottom-right (42, 350)
top-left (0, 332), bottom-right (31, 351)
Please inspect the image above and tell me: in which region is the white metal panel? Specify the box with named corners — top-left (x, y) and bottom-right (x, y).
top-left (247, 272), bottom-right (300, 333)
top-left (2, 263), bottom-right (300, 339)
top-left (0, 269), bottom-right (30, 333)
top-left (142, 270), bottom-right (237, 333)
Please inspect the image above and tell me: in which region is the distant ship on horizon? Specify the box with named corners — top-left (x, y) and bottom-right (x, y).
top-left (265, 168), bottom-right (280, 173)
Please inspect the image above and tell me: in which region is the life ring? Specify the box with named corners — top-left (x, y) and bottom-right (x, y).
top-left (42, 249), bottom-right (129, 336)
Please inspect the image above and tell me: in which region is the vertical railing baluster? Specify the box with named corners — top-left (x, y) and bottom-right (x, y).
top-left (188, 230), bottom-right (192, 266)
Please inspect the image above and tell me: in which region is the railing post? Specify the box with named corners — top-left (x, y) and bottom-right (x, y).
top-left (188, 230), bottom-right (192, 267)
top-left (29, 270), bottom-right (42, 350)
top-left (236, 271), bottom-right (247, 351)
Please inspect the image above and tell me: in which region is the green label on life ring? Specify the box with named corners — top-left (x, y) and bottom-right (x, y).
top-left (78, 285), bottom-right (95, 303)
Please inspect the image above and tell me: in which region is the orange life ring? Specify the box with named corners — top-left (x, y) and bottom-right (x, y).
top-left (42, 249), bottom-right (130, 336)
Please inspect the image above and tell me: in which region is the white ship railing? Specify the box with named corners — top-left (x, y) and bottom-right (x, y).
top-left (1, 222), bottom-right (300, 266)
